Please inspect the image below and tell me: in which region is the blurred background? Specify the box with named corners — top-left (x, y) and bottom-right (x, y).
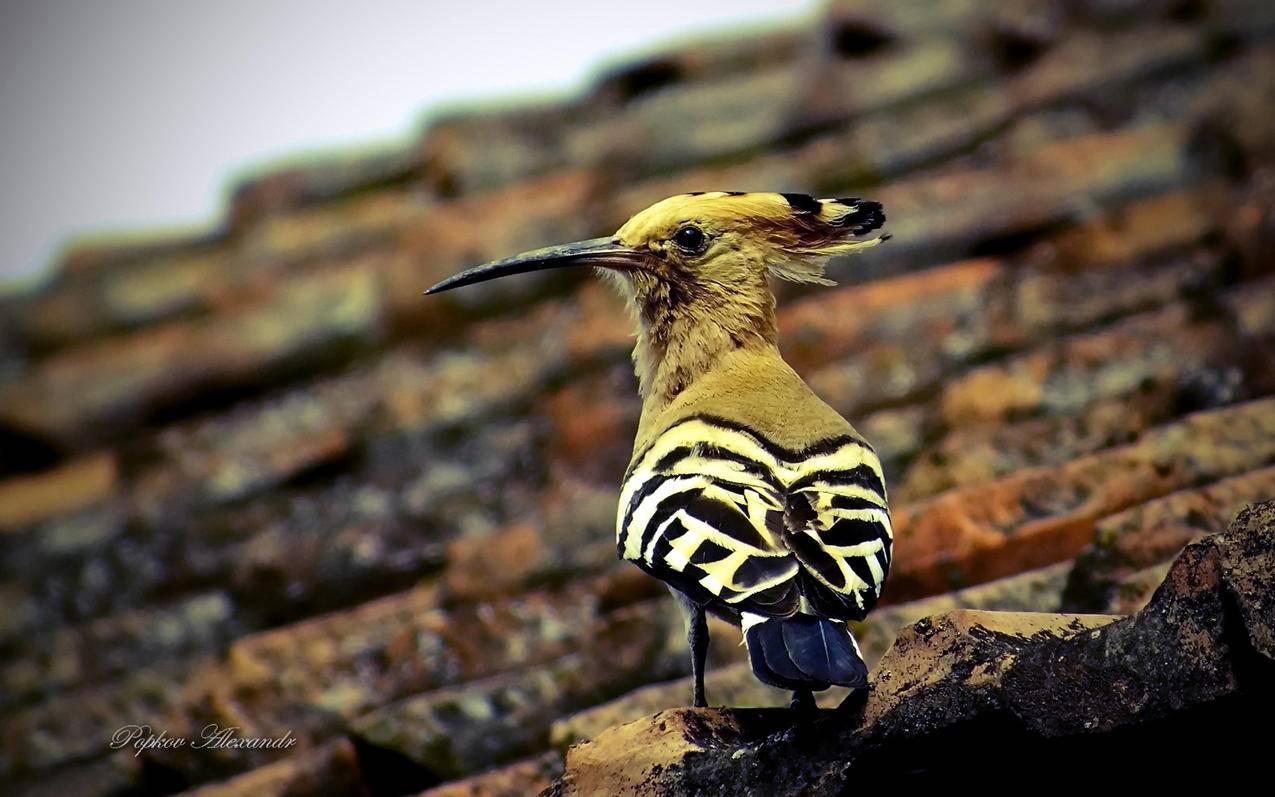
top-left (1, 1), bottom-right (1273, 795)
top-left (0, 0), bottom-right (810, 287)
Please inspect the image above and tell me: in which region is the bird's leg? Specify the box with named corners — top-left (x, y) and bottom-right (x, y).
top-left (790, 689), bottom-right (816, 713)
top-left (688, 604), bottom-right (709, 708)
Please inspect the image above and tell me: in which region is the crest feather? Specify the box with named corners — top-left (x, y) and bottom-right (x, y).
top-left (766, 259), bottom-right (839, 286)
top-left (765, 195), bottom-right (888, 286)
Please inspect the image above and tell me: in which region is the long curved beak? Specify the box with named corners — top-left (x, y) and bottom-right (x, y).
top-left (424, 237), bottom-right (644, 295)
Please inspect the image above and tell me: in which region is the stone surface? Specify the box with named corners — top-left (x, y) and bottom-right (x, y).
top-left (549, 501), bottom-right (1275, 792)
top-left (855, 561), bottom-right (1073, 664)
top-left (861, 609), bottom-right (1121, 734)
top-left (1099, 560), bottom-right (1174, 615)
top-left (174, 739), bottom-right (366, 797)
top-left (0, 264), bottom-right (385, 448)
top-left (0, 453), bottom-right (116, 530)
top-left (134, 570), bottom-right (668, 784)
top-left (552, 559), bottom-right (1075, 750)
top-left (415, 752), bottom-right (562, 797)
top-left (0, 591), bottom-right (240, 710)
top-left (1063, 465), bottom-right (1275, 612)
top-left (889, 398), bottom-right (1275, 600)
top-left (5, 757), bottom-right (134, 797)
top-left (349, 600), bottom-right (686, 779)
top-left (549, 662), bottom-right (822, 751)
top-left (550, 708), bottom-right (807, 797)
top-left (934, 301), bottom-right (1242, 426)
top-left (0, 657), bottom-right (206, 778)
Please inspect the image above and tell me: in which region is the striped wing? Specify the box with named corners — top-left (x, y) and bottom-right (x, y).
top-left (617, 422), bottom-right (801, 617)
top-left (784, 447), bottom-right (892, 620)
top-left (617, 416), bottom-right (892, 621)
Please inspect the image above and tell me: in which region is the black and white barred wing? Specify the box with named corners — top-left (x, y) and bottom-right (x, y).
top-left (618, 421), bottom-right (801, 617)
top-left (618, 417), bottom-right (892, 620)
top-left (784, 441), bottom-right (892, 620)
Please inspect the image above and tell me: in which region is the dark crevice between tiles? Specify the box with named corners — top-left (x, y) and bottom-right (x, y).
top-left (135, 343), bottom-right (375, 441)
top-left (966, 220), bottom-right (1070, 259)
top-left (987, 27), bottom-right (1052, 73)
top-left (137, 382), bottom-right (276, 437)
top-left (278, 446), bottom-right (366, 493)
top-left (827, 18), bottom-right (895, 59)
top-left (1187, 117), bottom-right (1251, 183)
top-left (231, 548), bottom-right (447, 631)
top-left (349, 735), bottom-right (442, 797)
top-left (227, 157), bottom-right (427, 231)
top-left (106, 756), bottom-right (192, 797)
top-left (0, 423), bottom-right (62, 476)
top-left (1168, 0), bottom-right (1210, 23)
top-left (425, 160), bottom-right (461, 200)
top-left (595, 57), bottom-right (686, 105)
top-left (850, 381), bottom-right (948, 429)
top-left (1203, 29), bottom-right (1245, 63)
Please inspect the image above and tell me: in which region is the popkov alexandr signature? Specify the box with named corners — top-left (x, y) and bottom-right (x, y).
top-left (110, 723), bottom-right (297, 757)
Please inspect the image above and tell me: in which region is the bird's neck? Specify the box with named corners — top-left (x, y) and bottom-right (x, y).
top-left (631, 286), bottom-right (778, 415)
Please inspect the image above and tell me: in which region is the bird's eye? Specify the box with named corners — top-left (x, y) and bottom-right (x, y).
top-left (671, 226), bottom-right (707, 255)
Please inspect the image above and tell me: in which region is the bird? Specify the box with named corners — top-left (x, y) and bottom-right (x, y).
top-left (426, 191), bottom-right (892, 712)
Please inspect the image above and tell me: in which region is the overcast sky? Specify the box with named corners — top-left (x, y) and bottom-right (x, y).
top-left (0, 0), bottom-right (813, 286)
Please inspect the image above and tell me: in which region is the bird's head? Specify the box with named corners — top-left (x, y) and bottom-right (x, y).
top-left (424, 192), bottom-right (888, 313)
top-left (427, 192), bottom-right (888, 402)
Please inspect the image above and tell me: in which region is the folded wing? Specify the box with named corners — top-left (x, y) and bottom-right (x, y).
top-left (618, 416), bottom-right (892, 621)
top-left (782, 439), bottom-right (892, 620)
top-left (618, 420), bottom-right (800, 617)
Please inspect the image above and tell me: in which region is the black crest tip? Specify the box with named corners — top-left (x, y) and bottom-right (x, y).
top-left (831, 199), bottom-right (885, 234)
top-left (780, 192), bottom-right (822, 214)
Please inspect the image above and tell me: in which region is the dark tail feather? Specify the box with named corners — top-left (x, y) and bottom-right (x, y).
top-left (743, 613), bottom-right (868, 690)
top-left (745, 616), bottom-right (809, 690)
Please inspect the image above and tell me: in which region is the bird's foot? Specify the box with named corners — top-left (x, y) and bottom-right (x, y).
top-left (790, 689), bottom-right (816, 714)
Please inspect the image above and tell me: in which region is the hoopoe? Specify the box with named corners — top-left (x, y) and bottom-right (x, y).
top-left (427, 192), bottom-right (891, 711)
